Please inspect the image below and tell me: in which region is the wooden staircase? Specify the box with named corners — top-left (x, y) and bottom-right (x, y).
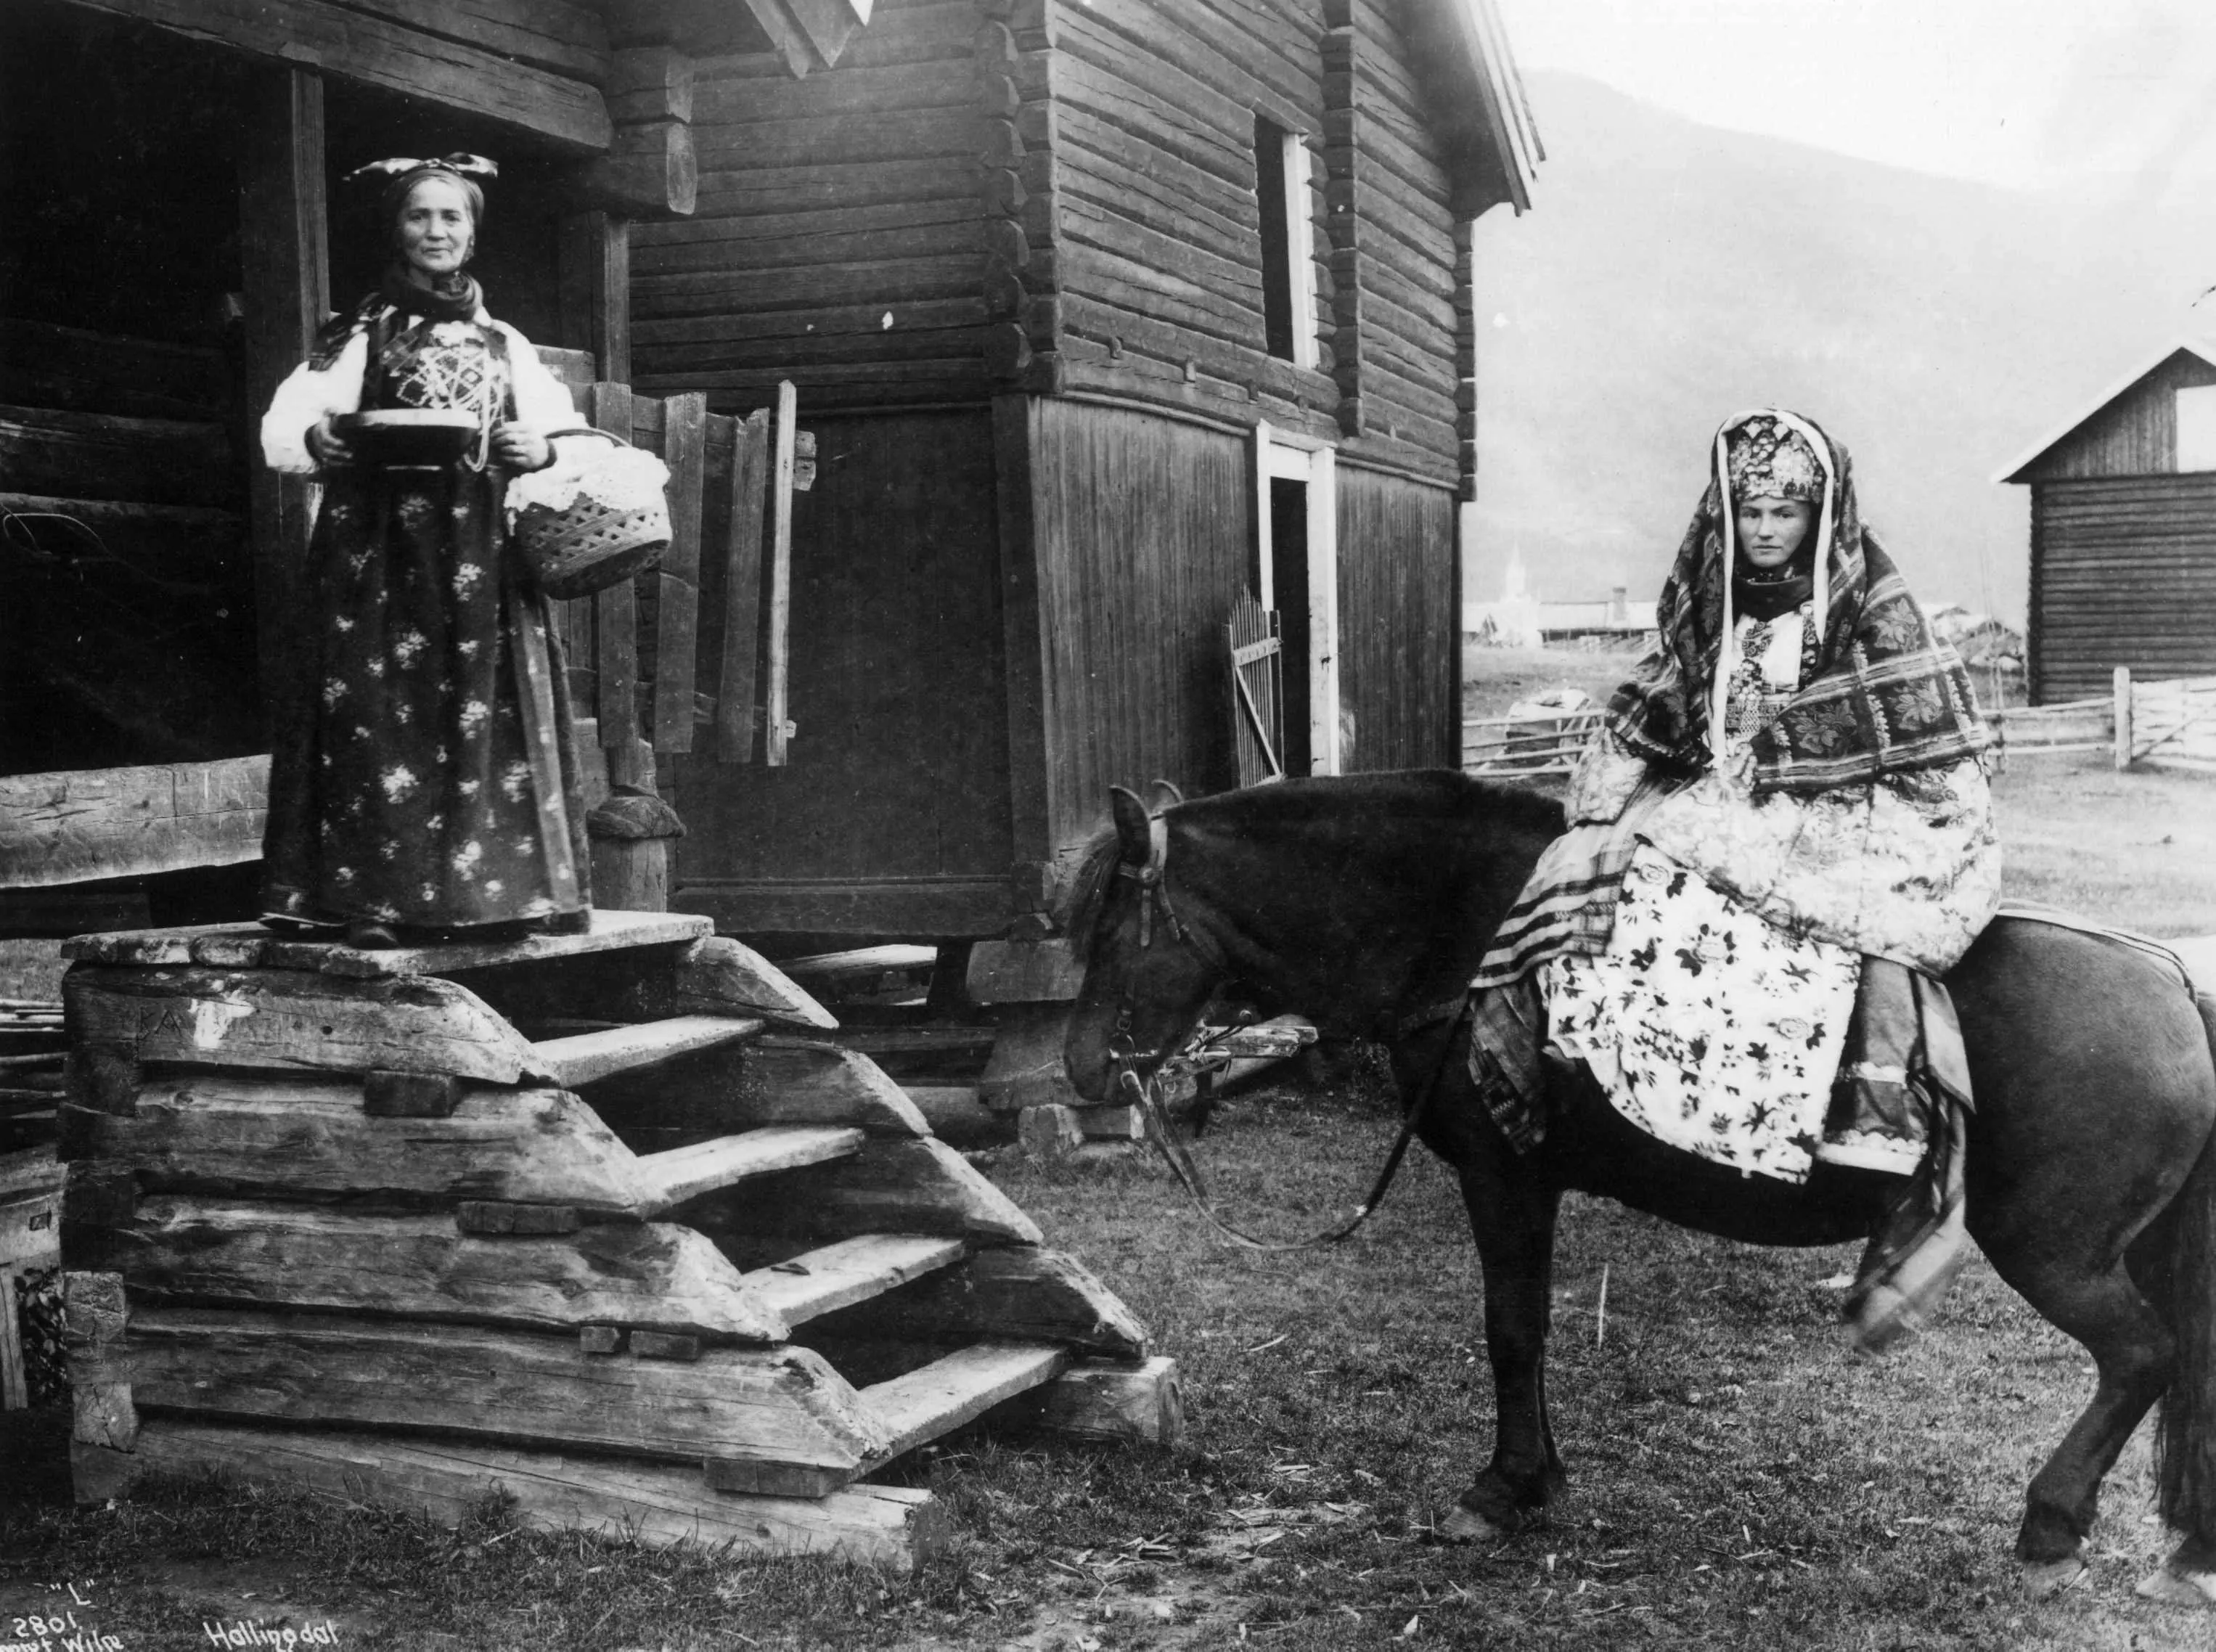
top-left (55, 912), bottom-right (1179, 1569)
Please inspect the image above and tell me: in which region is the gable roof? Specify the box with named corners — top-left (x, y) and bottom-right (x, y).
top-left (1995, 336), bottom-right (2216, 484)
top-left (1403, 0), bottom-right (1544, 216)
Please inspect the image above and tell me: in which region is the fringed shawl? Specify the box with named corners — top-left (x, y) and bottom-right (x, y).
top-left (1607, 410), bottom-right (1988, 794)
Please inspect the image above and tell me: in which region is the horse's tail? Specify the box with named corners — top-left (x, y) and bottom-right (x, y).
top-left (2156, 998), bottom-right (2216, 1537)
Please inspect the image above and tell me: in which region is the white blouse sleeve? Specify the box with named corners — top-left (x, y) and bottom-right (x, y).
top-left (260, 328), bottom-right (367, 475)
top-left (497, 323), bottom-right (581, 432)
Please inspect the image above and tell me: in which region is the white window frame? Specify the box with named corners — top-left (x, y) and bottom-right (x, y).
top-left (2178, 385), bottom-right (2216, 471)
top-left (1253, 420), bottom-right (1340, 774)
top-left (1277, 130), bottom-right (1319, 372)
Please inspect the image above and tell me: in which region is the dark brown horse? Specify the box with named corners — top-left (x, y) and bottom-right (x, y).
top-left (1061, 771), bottom-right (2216, 1603)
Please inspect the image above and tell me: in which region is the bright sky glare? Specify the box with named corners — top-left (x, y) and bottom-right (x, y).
top-left (1492, 0), bottom-right (2216, 198)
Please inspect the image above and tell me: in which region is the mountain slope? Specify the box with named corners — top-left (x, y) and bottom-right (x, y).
top-left (1468, 72), bottom-right (2216, 621)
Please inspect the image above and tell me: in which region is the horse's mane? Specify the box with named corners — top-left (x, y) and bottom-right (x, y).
top-left (1058, 770), bottom-right (1564, 954)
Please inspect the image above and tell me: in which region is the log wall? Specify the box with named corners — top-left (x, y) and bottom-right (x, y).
top-left (1334, 465), bottom-right (1456, 769)
top-left (2028, 474), bottom-right (2216, 703)
top-left (629, 0), bottom-right (989, 411)
top-left (1027, 397), bottom-right (1251, 849)
top-left (1323, 0), bottom-right (1463, 485)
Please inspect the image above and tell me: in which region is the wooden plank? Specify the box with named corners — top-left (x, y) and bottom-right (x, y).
top-left (89, 1308), bottom-right (887, 1471)
top-left (584, 1036), bottom-right (928, 1151)
top-left (742, 1234), bottom-right (968, 1325)
top-left (591, 383), bottom-right (639, 748)
top-left (652, 393), bottom-right (710, 753)
top-left (65, 1078), bottom-right (653, 1214)
top-left (989, 1354), bottom-right (1183, 1446)
top-left (107, 1418), bottom-right (948, 1568)
top-left (65, 966), bottom-right (550, 1087)
top-left (684, 1137), bottom-right (1042, 1246)
top-left (673, 934), bottom-right (837, 1027)
top-left (765, 381), bottom-right (798, 767)
top-left (861, 1341), bottom-right (1069, 1459)
top-left (533, 1014), bottom-right (764, 1089)
top-left (556, 211), bottom-right (629, 388)
top-left (637, 1124), bottom-right (864, 1213)
top-left (314, 908), bottom-right (711, 979)
top-left (71, 0), bottom-right (610, 151)
top-left (105, 1197), bottom-right (784, 1341)
top-left (811, 1246), bottom-right (1148, 1357)
top-left (1, 757), bottom-right (269, 888)
top-left (716, 409), bottom-right (772, 762)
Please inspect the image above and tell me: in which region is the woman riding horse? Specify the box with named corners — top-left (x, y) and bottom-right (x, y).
top-left (1470, 408), bottom-right (2000, 1348)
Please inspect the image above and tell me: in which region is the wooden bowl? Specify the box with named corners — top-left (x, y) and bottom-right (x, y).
top-left (335, 409), bottom-right (480, 466)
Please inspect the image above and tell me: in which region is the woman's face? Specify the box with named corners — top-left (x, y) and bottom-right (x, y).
top-left (1735, 495), bottom-right (1813, 571)
top-left (396, 177), bottom-right (474, 278)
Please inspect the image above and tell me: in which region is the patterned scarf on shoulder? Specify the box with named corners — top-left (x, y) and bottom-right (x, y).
top-left (1608, 412), bottom-right (1988, 794)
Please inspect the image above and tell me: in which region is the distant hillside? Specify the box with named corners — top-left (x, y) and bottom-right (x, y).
top-left (1468, 72), bottom-right (2216, 622)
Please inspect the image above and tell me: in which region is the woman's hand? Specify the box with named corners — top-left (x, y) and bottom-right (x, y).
top-left (306, 416), bottom-right (353, 467)
top-left (491, 422), bottom-right (551, 472)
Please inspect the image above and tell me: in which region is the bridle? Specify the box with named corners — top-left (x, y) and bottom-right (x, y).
top-left (1099, 809), bottom-right (1469, 1252)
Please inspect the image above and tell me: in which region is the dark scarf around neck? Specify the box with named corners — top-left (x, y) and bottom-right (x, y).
top-left (381, 261), bottom-right (483, 324)
top-left (1733, 563), bottom-right (1814, 621)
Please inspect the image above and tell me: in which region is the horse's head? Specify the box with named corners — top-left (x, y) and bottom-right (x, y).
top-left (1063, 785), bottom-right (1225, 1105)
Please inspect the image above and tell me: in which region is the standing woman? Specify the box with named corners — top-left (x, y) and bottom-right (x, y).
top-left (259, 155), bottom-right (593, 947)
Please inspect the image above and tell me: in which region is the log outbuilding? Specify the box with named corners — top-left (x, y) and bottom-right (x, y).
top-left (1997, 336), bottom-right (2216, 703)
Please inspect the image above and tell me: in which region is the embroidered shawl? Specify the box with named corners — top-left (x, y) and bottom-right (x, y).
top-left (1608, 410), bottom-right (1988, 795)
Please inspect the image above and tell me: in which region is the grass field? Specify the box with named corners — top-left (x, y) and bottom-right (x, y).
top-left (4, 655), bottom-right (2213, 1650)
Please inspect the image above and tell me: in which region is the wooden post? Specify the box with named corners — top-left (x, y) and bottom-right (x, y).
top-left (765, 381), bottom-right (798, 767)
top-left (2114, 665), bottom-right (2133, 770)
top-left (557, 212), bottom-right (629, 386)
top-left (237, 65), bottom-right (329, 717)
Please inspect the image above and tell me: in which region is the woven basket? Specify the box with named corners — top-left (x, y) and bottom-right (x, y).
top-left (511, 431), bottom-right (673, 600)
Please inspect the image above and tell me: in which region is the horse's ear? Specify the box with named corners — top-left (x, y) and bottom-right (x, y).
top-left (1109, 786), bottom-right (1152, 865)
top-left (1145, 778), bottom-right (1185, 811)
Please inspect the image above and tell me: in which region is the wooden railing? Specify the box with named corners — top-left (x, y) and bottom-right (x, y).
top-left (1461, 708), bottom-right (1604, 778)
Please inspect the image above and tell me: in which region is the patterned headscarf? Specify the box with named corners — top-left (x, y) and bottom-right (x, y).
top-left (1606, 409), bottom-right (1988, 795)
top-left (1726, 414), bottom-right (1825, 505)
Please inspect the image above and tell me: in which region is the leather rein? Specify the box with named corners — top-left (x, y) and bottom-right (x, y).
top-left (1104, 813), bottom-right (1468, 1252)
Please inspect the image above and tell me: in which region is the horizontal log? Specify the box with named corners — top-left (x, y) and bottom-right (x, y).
top-left (1, 756), bottom-right (268, 888)
top-left (688, 158), bottom-right (978, 219)
top-left (87, 1418), bottom-right (950, 1566)
top-left (584, 118), bottom-right (698, 218)
top-left (89, 1307), bottom-right (887, 1473)
top-left (1046, 52), bottom-right (1251, 194)
top-left (0, 403), bottom-right (234, 508)
top-left (1050, 0), bottom-right (1320, 131)
top-left (533, 1013), bottom-right (764, 1088)
top-left (988, 1354), bottom-right (1184, 1446)
top-left (68, 0), bottom-right (611, 152)
top-left (674, 936), bottom-right (836, 1027)
top-left (105, 1196), bottom-right (783, 1340)
top-left (0, 319), bottom-right (229, 419)
top-left (65, 965), bottom-right (549, 1086)
top-left (607, 44), bottom-right (694, 123)
top-left (808, 1246), bottom-right (1148, 1357)
top-left (635, 1124), bottom-right (865, 1212)
top-left (695, 57), bottom-right (975, 124)
top-left (633, 255), bottom-right (984, 318)
top-left (634, 217), bottom-right (978, 277)
top-left (693, 108), bottom-right (979, 171)
top-left (64, 1076), bottom-right (652, 1213)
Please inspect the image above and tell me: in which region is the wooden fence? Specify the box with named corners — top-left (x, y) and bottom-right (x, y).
top-left (1462, 669), bottom-right (2216, 779)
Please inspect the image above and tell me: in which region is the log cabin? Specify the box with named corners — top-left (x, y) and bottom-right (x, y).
top-left (1998, 335), bottom-right (2216, 704)
top-left (0, 0), bottom-right (1540, 957)
top-left (639, 0), bottom-right (1542, 939)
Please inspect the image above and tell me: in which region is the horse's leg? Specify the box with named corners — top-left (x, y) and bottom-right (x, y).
top-left (1440, 1127), bottom-right (1566, 1539)
top-left (1976, 1235), bottom-right (2173, 1594)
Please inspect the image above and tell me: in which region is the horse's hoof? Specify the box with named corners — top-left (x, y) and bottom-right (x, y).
top-left (2136, 1568), bottom-right (2216, 1607)
top-left (2020, 1556), bottom-right (2086, 1599)
top-left (1438, 1501), bottom-right (1513, 1545)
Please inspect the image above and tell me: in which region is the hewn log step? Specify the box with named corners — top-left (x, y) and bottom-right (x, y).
top-left (859, 1341), bottom-right (1072, 1461)
top-left (742, 1234), bottom-right (968, 1325)
top-left (533, 1014), bottom-right (764, 1087)
top-left (636, 1125), bottom-right (864, 1214)
top-left (62, 909), bottom-right (710, 974)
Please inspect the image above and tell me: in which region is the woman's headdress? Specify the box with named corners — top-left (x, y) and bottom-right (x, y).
top-left (346, 153), bottom-right (499, 234)
top-left (1724, 415), bottom-right (1825, 505)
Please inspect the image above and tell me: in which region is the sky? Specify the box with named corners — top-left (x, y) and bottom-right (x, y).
top-left (1491, 0), bottom-right (2216, 203)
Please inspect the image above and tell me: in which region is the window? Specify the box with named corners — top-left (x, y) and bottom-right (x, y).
top-left (2178, 385), bottom-right (2216, 470)
top-left (1254, 116), bottom-right (1317, 369)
